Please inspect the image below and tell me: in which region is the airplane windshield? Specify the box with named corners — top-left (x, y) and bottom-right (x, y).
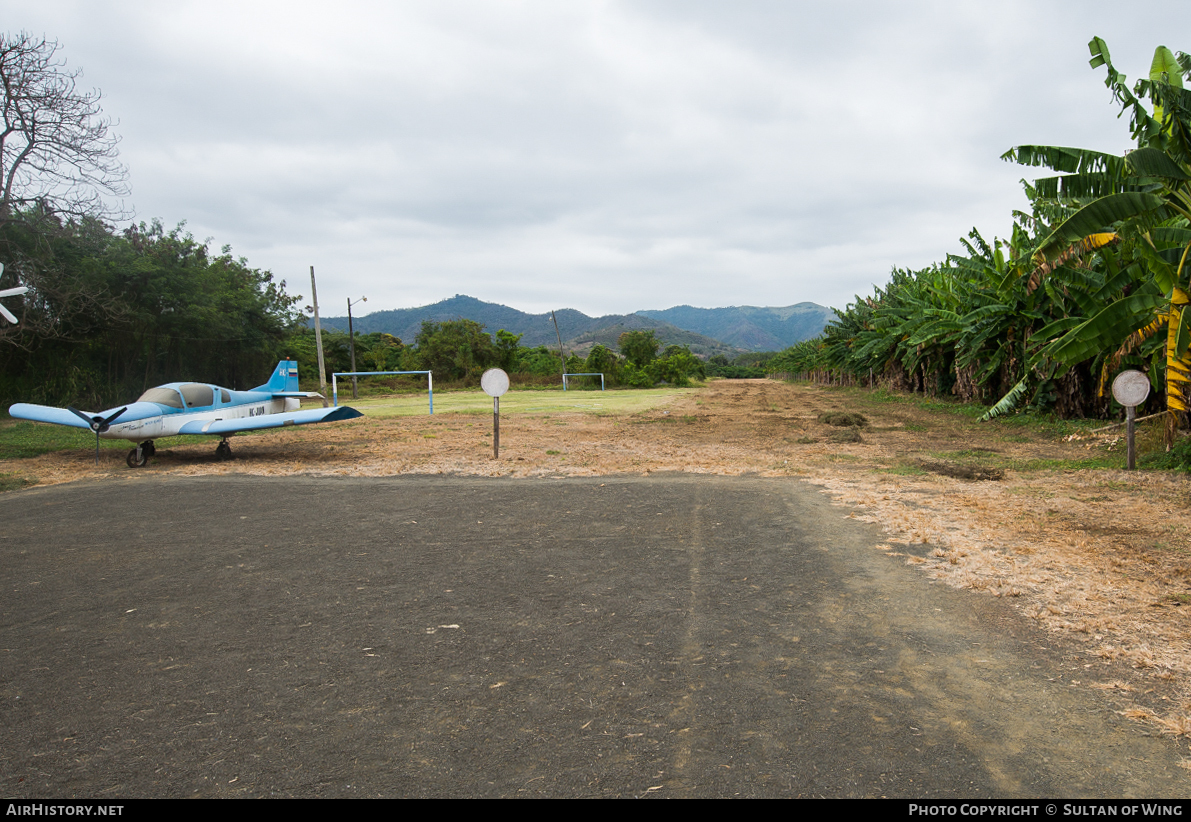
top-left (137, 387), bottom-right (184, 408)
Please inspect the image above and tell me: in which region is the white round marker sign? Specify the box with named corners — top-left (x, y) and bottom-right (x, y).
top-left (1111, 370), bottom-right (1150, 408)
top-left (481, 368), bottom-right (510, 398)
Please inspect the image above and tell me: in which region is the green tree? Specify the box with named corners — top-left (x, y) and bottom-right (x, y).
top-left (617, 329), bottom-right (660, 368)
top-left (105, 220), bottom-right (300, 390)
top-left (345, 332), bottom-right (413, 373)
top-left (1, 217), bottom-right (301, 406)
top-left (495, 329), bottom-right (522, 371)
top-left (563, 352), bottom-right (582, 371)
top-left (584, 344), bottom-right (621, 384)
top-left (652, 346), bottom-right (705, 387)
top-left (514, 345), bottom-right (562, 377)
top-left (414, 319), bottom-right (497, 382)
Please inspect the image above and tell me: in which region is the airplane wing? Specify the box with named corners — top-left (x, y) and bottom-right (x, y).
top-left (9, 404), bottom-right (94, 429)
top-left (9, 402), bottom-right (161, 429)
top-left (178, 405), bottom-right (363, 435)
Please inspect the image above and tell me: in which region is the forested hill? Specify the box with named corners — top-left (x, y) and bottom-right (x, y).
top-left (319, 295), bottom-right (573, 346)
top-left (318, 295), bottom-right (833, 353)
top-left (636, 303), bottom-right (836, 351)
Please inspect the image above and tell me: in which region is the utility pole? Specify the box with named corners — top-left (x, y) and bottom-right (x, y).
top-left (310, 266), bottom-right (328, 407)
top-left (347, 296), bottom-right (367, 399)
top-left (552, 310), bottom-right (566, 377)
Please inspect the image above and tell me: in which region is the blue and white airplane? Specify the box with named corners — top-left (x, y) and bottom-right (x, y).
top-left (10, 360), bottom-right (363, 467)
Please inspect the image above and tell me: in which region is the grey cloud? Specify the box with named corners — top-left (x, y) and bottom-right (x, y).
top-left (1, 0), bottom-right (1186, 317)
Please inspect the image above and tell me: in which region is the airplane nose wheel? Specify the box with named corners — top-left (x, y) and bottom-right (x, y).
top-left (126, 440), bottom-right (155, 468)
top-left (215, 439), bottom-right (234, 461)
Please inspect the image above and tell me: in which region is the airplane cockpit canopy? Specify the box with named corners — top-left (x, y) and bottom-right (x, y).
top-left (137, 383), bottom-right (215, 409)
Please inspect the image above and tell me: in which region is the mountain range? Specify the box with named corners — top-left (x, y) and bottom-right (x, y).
top-left (315, 295), bottom-right (834, 355)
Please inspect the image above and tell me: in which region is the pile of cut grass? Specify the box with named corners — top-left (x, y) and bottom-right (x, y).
top-left (817, 411), bottom-right (868, 427)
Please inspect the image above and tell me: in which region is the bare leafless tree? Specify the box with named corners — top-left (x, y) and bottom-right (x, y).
top-left (0, 33), bottom-right (129, 229)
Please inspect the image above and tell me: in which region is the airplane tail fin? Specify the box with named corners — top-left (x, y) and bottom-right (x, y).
top-left (257, 360), bottom-right (300, 393)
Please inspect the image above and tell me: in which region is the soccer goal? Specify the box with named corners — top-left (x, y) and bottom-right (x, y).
top-left (331, 370), bottom-right (434, 414)
top-left (562, 372), bottom-right (605, 391)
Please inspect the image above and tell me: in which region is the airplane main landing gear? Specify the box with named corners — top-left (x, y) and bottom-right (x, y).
top-left (126, 440), bottom-right (155, 468)
top-left (215, 439), bottom-right (234, 461)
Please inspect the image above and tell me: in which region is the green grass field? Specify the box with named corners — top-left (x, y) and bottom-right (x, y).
top-left (340, 386), bottom-right (699, 417)
top-left (0, 420), bottom-right (215, 460)
top-left (0, 386), bottom-right (699, 460)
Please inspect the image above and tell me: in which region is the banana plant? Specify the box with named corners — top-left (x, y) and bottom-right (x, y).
top-left (984, 39), bottom-right (1191, 439)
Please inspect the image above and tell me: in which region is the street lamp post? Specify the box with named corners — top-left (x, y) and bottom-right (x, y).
top-left (347, 296), bottom-right (367, 399)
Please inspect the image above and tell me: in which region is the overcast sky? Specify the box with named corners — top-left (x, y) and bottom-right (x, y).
top-left (4, 1), bottom-right (1188, 317)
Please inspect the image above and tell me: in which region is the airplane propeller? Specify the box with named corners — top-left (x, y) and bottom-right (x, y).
top-left (68, 406), bottom-right (129, 465)
top-left (0, 288), bottom-right (27, 324)
top-left (0, 262), bottom-right (29, 325)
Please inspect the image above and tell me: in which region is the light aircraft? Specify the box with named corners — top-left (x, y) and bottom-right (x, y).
top-left (10, 359), bottom-right (363, 467)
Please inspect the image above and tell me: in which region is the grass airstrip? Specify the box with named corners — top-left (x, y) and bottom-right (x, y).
top-left (344, 385), bottom-right (697, 417)
top-left (0, 386), bottom-right (699, 459)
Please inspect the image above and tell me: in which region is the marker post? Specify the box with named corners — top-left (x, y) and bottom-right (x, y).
top-left (481, 368), bottom-right (510, 460)
top-left (1111, 370), bottom-right (1151, 471)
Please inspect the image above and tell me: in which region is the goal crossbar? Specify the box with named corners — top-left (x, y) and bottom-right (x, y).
top-left (332, 370), bottom-right (434, 414)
